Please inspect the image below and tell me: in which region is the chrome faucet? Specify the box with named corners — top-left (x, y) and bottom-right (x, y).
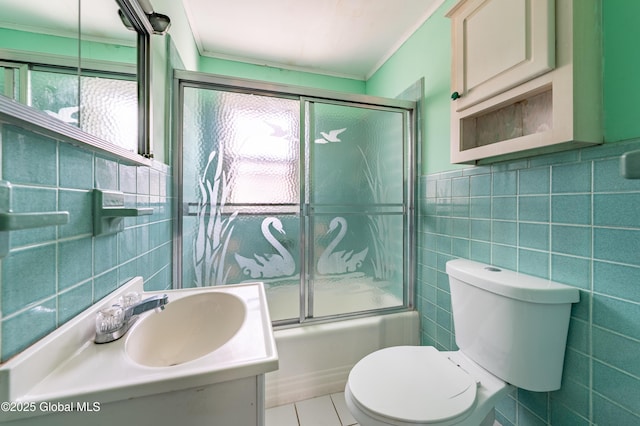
top-left (125, 294), bottom-right (169, 319)
top-left (95, 293), bottom-right (169, 344)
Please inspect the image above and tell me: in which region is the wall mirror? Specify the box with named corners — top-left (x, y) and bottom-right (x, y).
top-left (0, 0), bottom-right (155, 160)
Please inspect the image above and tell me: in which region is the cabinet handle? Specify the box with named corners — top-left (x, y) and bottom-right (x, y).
top-left (451, 91), bottom-right (462, 100)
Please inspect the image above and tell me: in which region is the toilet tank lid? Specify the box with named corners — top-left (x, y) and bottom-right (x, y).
top-left (446, 259), bottom-right (580, 304)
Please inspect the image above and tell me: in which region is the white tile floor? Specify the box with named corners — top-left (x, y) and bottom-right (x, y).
top-left (266, 392), bottom-right (359, 426)
top-left (266, 392), bottom-right (504, 426)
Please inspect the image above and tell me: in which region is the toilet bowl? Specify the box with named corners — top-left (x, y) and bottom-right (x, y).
top-left (345, 259), bottom-right (579, 426)
top-left (345, 346), bottom-right (512, 426)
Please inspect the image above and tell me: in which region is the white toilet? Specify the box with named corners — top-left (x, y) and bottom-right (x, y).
top-left (345, 259), bottom-right (580, 426)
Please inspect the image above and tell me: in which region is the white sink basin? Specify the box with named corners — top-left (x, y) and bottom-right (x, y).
top-left (0, 278), bottom-right (278, 425)
top-left (126, 292), bottom-right (246, 367)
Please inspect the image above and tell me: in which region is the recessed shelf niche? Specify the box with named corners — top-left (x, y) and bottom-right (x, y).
top-left (461, 88), bottom-right (552, 151)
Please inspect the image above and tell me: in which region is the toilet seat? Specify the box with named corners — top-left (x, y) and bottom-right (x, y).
top-left (347, 346), bottom-right (478, 425)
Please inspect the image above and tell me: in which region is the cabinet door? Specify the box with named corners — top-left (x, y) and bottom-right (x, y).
top-left (448, 0), bottom-right (555, 111)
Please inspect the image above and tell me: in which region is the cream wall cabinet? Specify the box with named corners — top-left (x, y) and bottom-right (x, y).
top-left (448, 0), bottom-right (556, 111)
top-left (447, 0), bottom-right (602, 164)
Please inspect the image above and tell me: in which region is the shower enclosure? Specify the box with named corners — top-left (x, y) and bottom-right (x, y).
top-left (174, 71), bottom-right (417, 324)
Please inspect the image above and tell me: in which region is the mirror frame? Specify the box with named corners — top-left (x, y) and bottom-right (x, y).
top-left (116, 0), bottom-right (154, 159)
top-left (0, 0), bottom-right (154, 165)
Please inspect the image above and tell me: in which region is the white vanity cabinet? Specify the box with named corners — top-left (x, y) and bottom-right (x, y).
top-left (447, 0), bottom-right (602, 164)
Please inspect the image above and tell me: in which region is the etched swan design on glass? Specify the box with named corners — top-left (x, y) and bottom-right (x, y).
top-left (317, 217), bottom-right (369, 275)
top-left (314, 127), bottom-right (347, 144)
top-left (234, 217), bottom-right (295, 278)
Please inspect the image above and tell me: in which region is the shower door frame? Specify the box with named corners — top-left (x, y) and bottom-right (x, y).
top-left (173, 70), bottom-right (418, 326)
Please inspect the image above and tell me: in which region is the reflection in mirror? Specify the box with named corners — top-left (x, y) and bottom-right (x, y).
top-left (80, 0), bottom-right (138, 151)
top-left (0, 0), bottom-right (79, 104)
top-left (0, 0), bottom-right (139, 152)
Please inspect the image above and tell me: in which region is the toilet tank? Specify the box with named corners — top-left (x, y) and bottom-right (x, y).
top-left (446, 259), bottom-right (579, 392)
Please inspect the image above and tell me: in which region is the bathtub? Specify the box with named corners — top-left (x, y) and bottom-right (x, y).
top-left (265, 310), bottom-right (419, 408)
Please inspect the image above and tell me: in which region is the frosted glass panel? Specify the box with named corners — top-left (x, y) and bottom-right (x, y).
top-left (183, 87), bottom-right (300, 207)
top-left (184, 210), bottom-right (301, 321)
top-left (310, 103), bottom-right (404, 205)
top-left (29, 70), bottom-right (138, 150)
top-left (80, 76), bottom-right (137, 151)
top-left (308, 101), bottom-right (406, 317)
top-left (310, 214), bottom-right (404, 316)
top-left (230, 214), bottom-right (300, 321)
top-left (181, 86), bottom-right (301, 322)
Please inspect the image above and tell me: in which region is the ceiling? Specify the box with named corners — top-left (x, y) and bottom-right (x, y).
top-left (0, 0), bottom-right (445, 81)
top-left (182, 0), bottom-right (445, 80)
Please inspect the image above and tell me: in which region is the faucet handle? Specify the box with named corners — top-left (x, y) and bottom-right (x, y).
top-left (121, 292), bottom-right (141, 308)
top-left (95, 305), bottom-right (125, 334)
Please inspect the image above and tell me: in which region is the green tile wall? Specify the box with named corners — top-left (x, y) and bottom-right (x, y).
top-left (418, 139), bottom-right (640, 425)
top-left (0, 123), bottom-right (173, 361)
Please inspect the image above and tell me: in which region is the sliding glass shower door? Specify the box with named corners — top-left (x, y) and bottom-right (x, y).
top-left (177, 75), bottom-right (415, 324)
top-left (305, 100), bottom-right (407, 317)
top-left (180, 86), bottom-right (302, 321)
